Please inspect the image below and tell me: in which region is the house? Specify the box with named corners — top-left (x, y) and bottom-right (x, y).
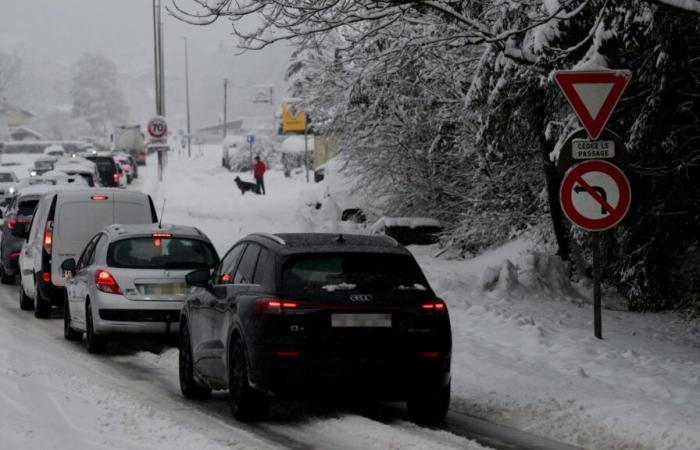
top-left (9, 126), bottom-right (42, 141)
top-left (0, 101), bottom-right (34, 129)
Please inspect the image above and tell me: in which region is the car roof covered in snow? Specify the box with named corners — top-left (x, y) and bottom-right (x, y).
top-left (244, 232), bottom-right (407, 256)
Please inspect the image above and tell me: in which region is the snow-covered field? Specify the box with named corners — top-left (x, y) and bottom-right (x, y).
top-left (1, 147), bottom-right (699, 449)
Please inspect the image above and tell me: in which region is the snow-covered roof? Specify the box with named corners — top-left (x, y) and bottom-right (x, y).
top-left (281, 135), bottom-right (315, 154)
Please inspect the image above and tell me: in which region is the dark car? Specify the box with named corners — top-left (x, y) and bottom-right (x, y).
top-left (179, 233), bottom-right (452, 422)
top-left (0, 189), bottom-right (46, 283)
top-left (85, 154), bottom-right (120, 187)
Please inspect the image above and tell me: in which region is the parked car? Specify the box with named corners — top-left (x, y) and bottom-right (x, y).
top-left (29, 171), bottom-right (90, 187)
top-left (30, 155), bottom-right (58, 177)
top-left (43, 144), bottom-right (66, 158)
top-left (179, 233), bottom-right (452, 422)
top-left (85, 153), bottom-right (122, 188)
top-left (0, 185), bottom-right (57, 283)
top-left (53, 158), bottom-right (100, 187)
top-left (13, 189), bottom-right (159, 318)
top-left (62, 224), bottom-right (219, 352)
top-left (0, 171), bottom-right (19, 206)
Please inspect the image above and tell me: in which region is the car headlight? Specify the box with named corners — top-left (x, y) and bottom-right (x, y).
top-left (30, 170), bottom-right (38, 177)
top-left (8, 187), bottom-right (16, 195)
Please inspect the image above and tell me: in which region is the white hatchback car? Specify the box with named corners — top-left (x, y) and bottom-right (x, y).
top-left (62, 224), bottom-right (219, 353)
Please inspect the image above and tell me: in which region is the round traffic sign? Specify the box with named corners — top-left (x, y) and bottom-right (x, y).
top-left (560, 160), bottom-right (631, 231)
top-left (147, 116), bottom-right (168, 139)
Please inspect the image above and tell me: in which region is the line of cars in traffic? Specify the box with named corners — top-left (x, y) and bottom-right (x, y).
top-left (0, 160), bottom-right (453, 424)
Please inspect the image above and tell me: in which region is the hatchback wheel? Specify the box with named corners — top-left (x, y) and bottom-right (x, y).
top-left (229, 339), bottom-right (267, 421)
top-left (85, 301), bottom-right (106, 354)
top-left (406, 380), bottom-right (451, 423)
top-left (63, 296), bottom-right (82, 342)
top-left (34, 279), bottom-right (51, 319)
top-left (19, 279), bottom-right (33, 311)
top-left (179, 322), bottom-right (211, 399)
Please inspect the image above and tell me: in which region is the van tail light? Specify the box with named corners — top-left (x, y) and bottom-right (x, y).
top-left (95, 270), bottom-right (121, 294)
top-left (43, 221), bottom-right (53, 255)
top-left (421, 300), bottom-right (447, 313)
top-left (255, 297), bottom-right (299, 315)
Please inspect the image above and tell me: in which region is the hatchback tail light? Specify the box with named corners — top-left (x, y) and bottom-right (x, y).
top-left (255, 297), bottom-right (299, 315)
top-left (43, 221), bottom-right (53, 255)
top-left (95, 270), bottom-right (121, 294)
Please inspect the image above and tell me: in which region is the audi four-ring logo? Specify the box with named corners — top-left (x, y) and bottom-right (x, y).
top-left (350, 294), bottom-right (373, 302)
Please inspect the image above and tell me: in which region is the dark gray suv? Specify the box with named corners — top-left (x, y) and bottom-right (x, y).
top-left (179, 233), bottom-right (452, 422)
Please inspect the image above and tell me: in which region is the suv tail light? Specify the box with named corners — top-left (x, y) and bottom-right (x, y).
top-left (95, 270), bottom-right (121, 294)
top-left (421, 300), bottom-right (447, 312)
top-left (43, 221), bottom-right (53, 255)
top-left (255, 297), bottom-right (299, 315)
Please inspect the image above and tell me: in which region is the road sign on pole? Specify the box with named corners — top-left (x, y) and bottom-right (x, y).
top-left (147, 116), bottom-right (168, 140)
top-left (246, 134), bottom-right (255, 145)
top-left (560, 160), bottom-right (631, 232)
top-left (553, 70), bottom-right (631, 140)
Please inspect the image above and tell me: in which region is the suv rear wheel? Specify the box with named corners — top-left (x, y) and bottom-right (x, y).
top-left (406, 381), bottom-right (451, 423)
top-left (229, 339), bottom-right (267, 421)
top-left (179, 322), bottom-right (211, 399)
top-left (34, 279), bottom-right (51, 319)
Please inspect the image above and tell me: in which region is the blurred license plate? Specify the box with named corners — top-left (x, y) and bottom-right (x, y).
top-left (139, 283), bottom-right (187, 298)
top-left (331, 313), bottom-right (392, 328)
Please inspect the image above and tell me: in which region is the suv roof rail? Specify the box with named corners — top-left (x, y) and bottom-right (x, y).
top-left (252, 232), bottom-right (286, 246)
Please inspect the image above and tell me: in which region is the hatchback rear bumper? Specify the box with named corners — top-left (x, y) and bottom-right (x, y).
top-left (92, 291), bottom-right (182, 334)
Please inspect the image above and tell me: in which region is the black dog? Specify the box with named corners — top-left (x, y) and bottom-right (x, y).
top-left (234, 176), bottom-right (260, 195)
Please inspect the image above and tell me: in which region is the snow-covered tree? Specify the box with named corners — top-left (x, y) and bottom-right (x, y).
top-left (70, 53), bottom-right (128, 135)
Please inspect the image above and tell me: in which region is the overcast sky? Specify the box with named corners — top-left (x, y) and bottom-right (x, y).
top-left (0, 0), bottom-right (291, 128)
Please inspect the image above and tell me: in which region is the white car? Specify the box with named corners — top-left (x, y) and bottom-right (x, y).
top-left (44, 144), bottom-right (66, 158)
top-left (62, 224), bottom-right (219, 353)
top-left (14, 189), bottom-right (158, 318)
top-left (53, 157), bottom-right (100, 187)
top-left (17, 172), bottom-right (89, 189)
top-left (0, 171), bottom-right (20, 206)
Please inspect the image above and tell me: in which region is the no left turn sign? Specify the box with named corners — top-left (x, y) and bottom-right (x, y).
top-left (560, 160), bottom-right (631, 231)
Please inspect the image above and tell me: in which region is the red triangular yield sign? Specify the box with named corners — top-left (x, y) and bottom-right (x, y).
top-left (554, 70), bottom-right (631, 140)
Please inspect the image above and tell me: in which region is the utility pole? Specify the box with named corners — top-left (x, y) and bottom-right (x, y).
top-left (223, 78), bottom-right (229, 139)
top-left (184, 37), bottom-right (191, 158)
top-left (152, 0), bottom-right (167, 181)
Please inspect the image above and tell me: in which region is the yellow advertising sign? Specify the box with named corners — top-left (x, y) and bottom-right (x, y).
top-left (282, 102), bottom-right (306, 132)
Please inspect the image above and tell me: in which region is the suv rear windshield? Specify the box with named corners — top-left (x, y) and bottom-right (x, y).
top-left (85, 156), bottom-right (116, 175)
top-left (282, 253), bottom-right (429, 293)
top-left (107, 237), bottom-right (218, 270)
top-left (18, 199), bottom-right (39, 216)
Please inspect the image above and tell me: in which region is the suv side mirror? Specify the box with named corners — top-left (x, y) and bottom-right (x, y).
top-left (186, 268), bottom-right (211, 288)
top-left (11, 222), bottom-right (29, 240)
top-left (61, 258), bottom-right (76, 277)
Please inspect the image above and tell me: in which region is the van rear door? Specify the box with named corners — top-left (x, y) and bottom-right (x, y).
top-left (113, 191), bottom-right (153, 224)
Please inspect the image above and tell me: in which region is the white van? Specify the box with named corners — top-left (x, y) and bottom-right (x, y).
top-left (14, 189), bottom-right (158, 317)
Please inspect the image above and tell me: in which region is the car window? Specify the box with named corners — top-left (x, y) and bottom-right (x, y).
top-left (107, 237), bottom-right (217, 269)
top-left (77, 233), bottom-right (101, 271)
top-left (18, 199), bottom-right (39, 216)
top-left (215, 243), bottom-right (246, 284)
top-left (0, 173), bottom-right (14, 182)
top-left (253, 248), bottom-right (270, 285)
top-left (233, 244), bottom-right (260, 285)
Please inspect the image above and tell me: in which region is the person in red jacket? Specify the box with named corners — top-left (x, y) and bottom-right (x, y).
top-left (253, 156), bottom-right (266, 195)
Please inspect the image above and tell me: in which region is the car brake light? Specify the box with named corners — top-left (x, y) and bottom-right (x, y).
top-left (420, 352), bottom-right (441, 358)
top-left (421, 300), bottom-right (446, 311)
top-left (91, 195), bottom-right (108, 200)
top-left (152, 233), bottom-right (172, 238)
top-left (42, 272), bottom-right (50, 283)
top-left (271, 351), bottom-right (300, 357)
top-left (43, 221), bottom-right (53, 255)
top-left (123, 164), bottom-right (131, 171)
top-left (10, 251), bottom-right (21, 258)
top-left (95, 270), bottom-right (121, 294)
top-left (7, 218), bottom-right (16, 230)
top-left (255, 298), bottom-right (299, 314)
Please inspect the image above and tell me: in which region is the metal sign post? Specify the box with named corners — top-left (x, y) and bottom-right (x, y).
top-left (554, 69), bottom-right (632, 340)
top-left (147, 116), bottom-right (168, 182)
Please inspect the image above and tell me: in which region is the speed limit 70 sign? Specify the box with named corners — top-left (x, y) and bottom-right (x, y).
top-left (147, 116), bottom-right (168, 140)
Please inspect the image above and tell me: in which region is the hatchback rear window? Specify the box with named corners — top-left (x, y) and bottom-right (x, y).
top-left (18, 199), bottom-right (39, 216)
top-left (108, 237), bottom-right (218, 270)
top-left (282, 253), bottom-right (428, 293)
